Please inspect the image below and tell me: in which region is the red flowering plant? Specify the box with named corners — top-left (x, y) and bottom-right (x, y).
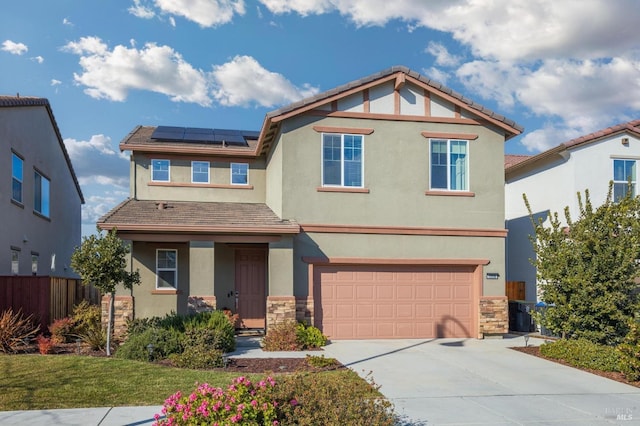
top-left (154, 376), bottom-right (294, 425)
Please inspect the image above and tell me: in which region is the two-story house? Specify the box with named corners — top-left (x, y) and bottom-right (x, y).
top-left (99, 66), bottom-right (522, 339)
top-left (505, 120), bottom-right (640, 302)
top-left (1, 96), bottom-right (84, 278)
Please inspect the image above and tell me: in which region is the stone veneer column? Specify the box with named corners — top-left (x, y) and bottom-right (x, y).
top-left (296, 297), bottom-right (314, 325)
top-left (478, 296), bottom-right (508, 338)
top-left (188, 296), bottom-right (216, 314)
top-left (266, 296), bottom-right (296, 330)
top-left (101, 295), bottom-right (133, 338)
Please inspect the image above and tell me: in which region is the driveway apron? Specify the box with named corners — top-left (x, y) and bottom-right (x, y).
top-left (322, 336), bottom-right (640, 425)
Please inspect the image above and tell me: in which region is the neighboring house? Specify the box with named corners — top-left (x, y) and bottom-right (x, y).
top-left (99, 66), bottom-right (522, 339)
top-left (505, 120), bottom-right (640, 302)
top-left (1, 96), bottom-right (84, 278)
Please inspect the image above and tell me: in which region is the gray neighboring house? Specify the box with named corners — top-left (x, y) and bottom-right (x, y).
top-left (1, 96), bottom-right (84, 278)
top-left (100, 66), bottom-right (522, 339)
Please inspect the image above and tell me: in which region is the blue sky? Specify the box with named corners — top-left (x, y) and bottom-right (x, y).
top-left (2, 1), bottom-right (639, 236)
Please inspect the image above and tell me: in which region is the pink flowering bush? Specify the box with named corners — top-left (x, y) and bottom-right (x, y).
top-left (154, 376), bottom-right (288, 425)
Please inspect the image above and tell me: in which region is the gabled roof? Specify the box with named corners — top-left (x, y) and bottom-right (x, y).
top-left (505, 119), bottom-right (640, 178)
top-left (98, 199), bottom-right (299, 235)
top-left (504, 154), bottom-right (531, 168)
top-left (256, 65), bottom-right (524, 155)
top-left (0, 96), bottom-right (85, 204)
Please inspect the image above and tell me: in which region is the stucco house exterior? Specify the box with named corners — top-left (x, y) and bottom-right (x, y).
top-left (505, 120), bottom-right (640, 302)
top-left (99, 66), bottom-right (522, 339)
top-left (1, 96), bottom-right (84, 278)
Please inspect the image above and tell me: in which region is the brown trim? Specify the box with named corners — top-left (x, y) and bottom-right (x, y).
top-left (331, 100), bottom-right (338, 111)
top-left (424, 89), bottom-right (431, 117)
top-left (151, 289), bottom-right (180, 295)
top-left (121, 143), bottom-right (258, 157)
top-left (394, 88), bottom-right (400, 115)
top-left (473, 265), bottom-right (482, 338)
top-left (148, 182), bottom-right (254, 190)
top-left (455, 105), bottom-right (461, 119)
top-left (100, 223), bottom-right (300, 234)
top-left (302, 256), bottom-right (490, 266)
top-left (312, 126), bottom-right (374, 135)
top-left (116, 233), bottom-right (282, 243)
top-left (306, 109), bottom-right (484, 125)
top-left (140, 153), bottom-right (259, 163)
top-left (316, 187), bottom-right (370, 193)
top-left (425, 190), bottom-right (475, 197)
top-left (394, 73), bottom-right (406, 91)
top-left (421, 131), bottom-right (479, 140)
top-left (300, 223), bottom-right (506, 237)
top-left (363, 89), bottom-right (370, 113)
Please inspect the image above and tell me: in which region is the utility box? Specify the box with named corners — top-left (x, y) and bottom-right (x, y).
top-left (508, 300), bottom-right (535, 332)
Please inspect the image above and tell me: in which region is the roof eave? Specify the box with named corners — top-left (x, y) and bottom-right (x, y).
top-left (98, 222), bottom-right (300, 235)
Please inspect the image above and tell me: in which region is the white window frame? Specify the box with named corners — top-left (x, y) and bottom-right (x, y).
top-left (31, 253), bottom-right (38, 275)
top-left (613, 159), bottom-right (636, 201)
top-left (230, 163), bottom-right (249, 185)
top-left (321, 133), bottom-right (364, 188)
top-left (11, 248), bottom-right (19, 275)
top-left (34, 170), bottom-right (50, 217)
top-left (429, 139), bottom-right (469, 191)
top-left (12, 152), bottom-right (23, 204)
top-left (156, 249), bottom-right (177, 289)
top-left (191, 161), bottom-right (210, 184)
top-left (151, 159), bottom-right (170, 182)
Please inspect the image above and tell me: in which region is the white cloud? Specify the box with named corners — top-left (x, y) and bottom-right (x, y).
top-left (153, 0), bottom-right (246, 27)
top-left (62, 36), bottom-right (211, 106)
top-left (51, 79), bottom-right (61, 86)
top-left (128, 0), bottom-right (155, 19)
top-left (456, 60), bottom-right (524, 109)
top-left (2, 40), bottom-right (28, 55)
top-left (64, 134), bottom-right (129, 188)
top-left (423, 67), bottom-right (450, 85)
top-left (169, 16), bottom-right (176, 27)
top-left (520, 125), bottom-right (584, 153)
top-left (63, 17), bottom-right (74, 26)
top-left (425, 41), bottom-right (461, 67)
top-left (82, 192), bottom-right (128, 225)
top-left (211, 55), bottom-right (319, 107)
top-left (31, 56), bottom-right (44, 64)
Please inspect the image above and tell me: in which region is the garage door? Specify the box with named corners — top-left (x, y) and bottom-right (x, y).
top-left (315, 264), bottom-right (476, 339)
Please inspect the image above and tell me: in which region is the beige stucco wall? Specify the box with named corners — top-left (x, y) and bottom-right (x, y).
top-left (132, 154), bottom-right (266, 203)
top-left (189, 241), bottom-right (214, 295)
top-left (265, 135), bottom-right (283, 217)
top-left (275, 115), bottom-right (506, 229)
top-left (268, 237), bottom-right (294, 296)
top-left (0, 106), bottom-right (82, 278)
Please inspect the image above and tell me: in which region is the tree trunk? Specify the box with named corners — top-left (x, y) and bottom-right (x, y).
top-left (106, 291), bottom-right (114, 356)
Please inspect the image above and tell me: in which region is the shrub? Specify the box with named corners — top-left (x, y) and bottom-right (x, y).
top-left (540, 338), bottom-right (620, 372)
top-left (618, 320), bottom-right (640, 381)
top-left (270, 371), bottom-right (396, 425)
top-left (183, 310), bottom-right (236, 353)
top-left (115, 327), bottom-right (183, 361)
top-left (296, 322), bottom-right (328, 348)
top-left (71, 301), bottom-right (101, 336)
top-left (306, 354), bottom-right (339, 369)
top-left (0, 308), bottom-right (39, 353)
top-left (36, 334), bottom-right (55, 354)
top-left (169, 345), bottom-right (224, 369)
top-left (262, 320), bottom-right (302, 351)
top-left (49, 317), bottom-right (75, 344)
top-left (156, 376), bottom-right (283, 425)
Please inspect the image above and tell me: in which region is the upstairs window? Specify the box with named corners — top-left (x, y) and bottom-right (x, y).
top-left (156, 249), bottom-right (177, 289)
top-left (12, 153), bottom-right (23, 203)
top-left (192, 161), bottom-right (210, 183)
top-left (34, 171), bottom-right (50, 217)
top-left (11, 249), bottom-right (19, 275)
top-left (231, 163), bottom-right (249, 185)
top-left (151, 159), bottom-right (170, 182)
top-left (322, 134), bottom-right (363, 187)
top-left (31, 253), bottom-right (38, 275)
top-left (430, 139), bottom-right (468, 191)
top-left (613, 159), bottom-right (636, 201)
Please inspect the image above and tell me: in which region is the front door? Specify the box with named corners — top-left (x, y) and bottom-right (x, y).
top-left (235, 249), bottom-right (266, 329)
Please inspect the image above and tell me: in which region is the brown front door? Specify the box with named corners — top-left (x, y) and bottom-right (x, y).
top-left (235, 249), bottom-right (266, 329)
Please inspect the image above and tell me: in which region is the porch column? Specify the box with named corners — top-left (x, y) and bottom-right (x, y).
top-left (188, 241), bottom-right (216, 313)
top-left (267, 236), bottom-right (295, 330)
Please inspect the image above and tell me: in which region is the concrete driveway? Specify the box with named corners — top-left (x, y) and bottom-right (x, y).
top-left (322, 336), bottom-right (640, 425)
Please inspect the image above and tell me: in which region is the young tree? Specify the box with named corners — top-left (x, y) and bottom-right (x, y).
top-left (526, 184), bottom-right (640, 345)
top-left (71, 228), bottom-right (140, 355)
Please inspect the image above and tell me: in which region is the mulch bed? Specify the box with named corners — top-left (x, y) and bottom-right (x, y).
top-left (511, 345), bottom-right (640, 388)
top-left (11, 342), bottom-right (345, 373)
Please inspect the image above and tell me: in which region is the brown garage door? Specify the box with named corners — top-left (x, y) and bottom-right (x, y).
top-left (315, 264), bottom-right (476, 339)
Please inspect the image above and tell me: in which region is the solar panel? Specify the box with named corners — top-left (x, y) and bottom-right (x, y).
top-left (183, 127), bottom-right (217, 143)
top-left (213, 129), bottom-right (246, 146)
top-left (241, 130), bottom-right (260, 139)
top-left (151, 126), bottom-right (185, 141)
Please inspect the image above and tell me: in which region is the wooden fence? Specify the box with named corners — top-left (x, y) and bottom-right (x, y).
top-left (0, 276), bottom-right (100, 331)
top-left (506, 281), bottom-right (526, 301)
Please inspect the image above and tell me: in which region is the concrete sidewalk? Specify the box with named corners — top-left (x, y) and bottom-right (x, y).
top-left (2, 335), bottom-right (640, 425)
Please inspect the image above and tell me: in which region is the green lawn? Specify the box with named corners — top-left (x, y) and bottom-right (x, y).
top-left (0, 355), bottom-right (337, 411)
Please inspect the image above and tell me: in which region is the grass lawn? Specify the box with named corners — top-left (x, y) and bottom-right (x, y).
top-left (0, 355), bottom-right (360, 411)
